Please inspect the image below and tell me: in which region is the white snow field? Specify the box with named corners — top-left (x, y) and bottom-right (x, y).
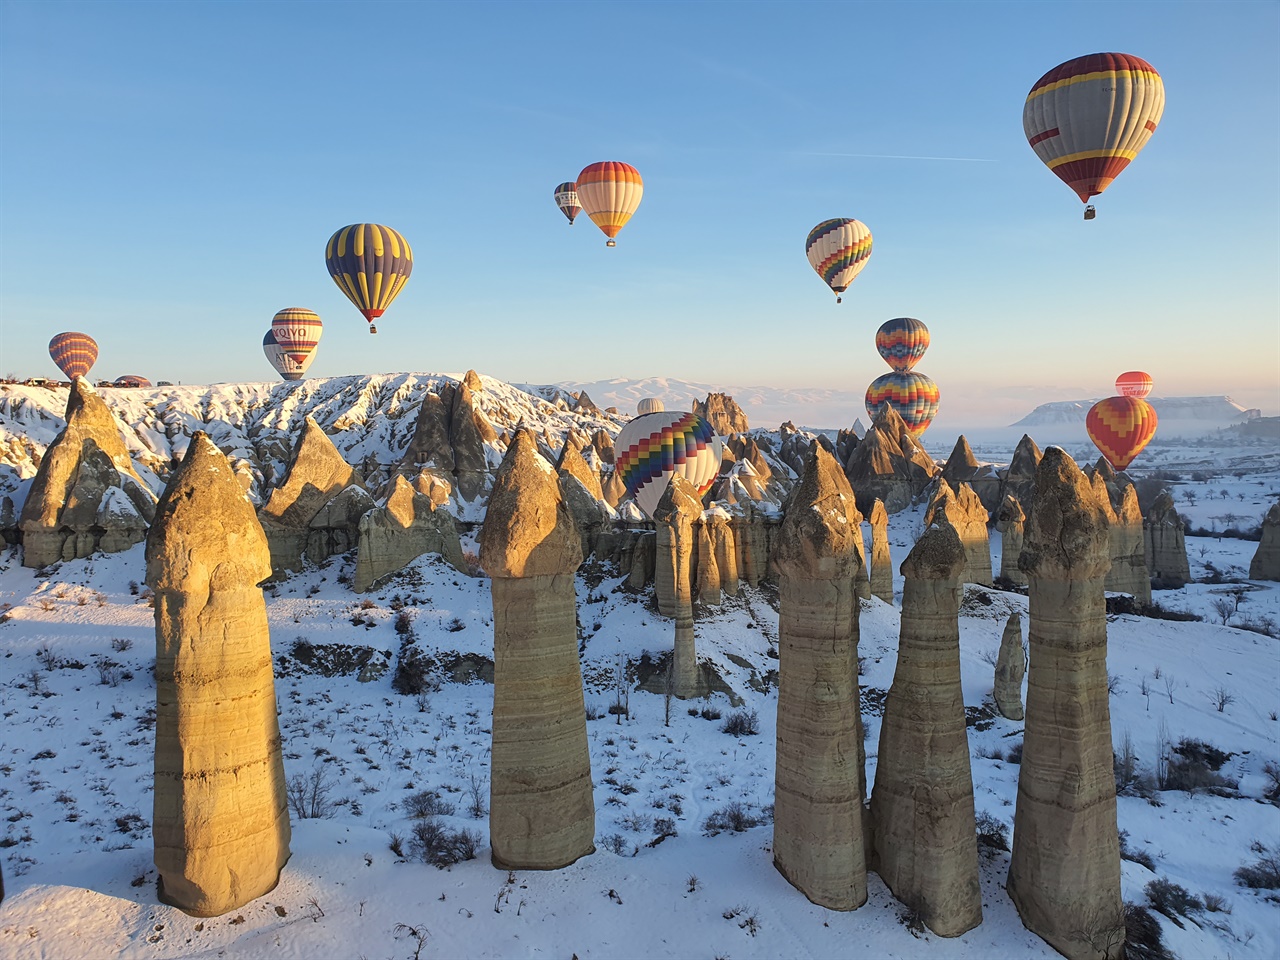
top-left (0, 375), bottom-right (1277, 959)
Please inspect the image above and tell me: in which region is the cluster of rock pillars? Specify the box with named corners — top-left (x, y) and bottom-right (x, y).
top-left (11, 376), bottom-right (1280, 960)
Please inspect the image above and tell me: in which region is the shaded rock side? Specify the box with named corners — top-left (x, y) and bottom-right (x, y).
top-left (868, 499), bottom-right (893, 604)
top-left (844, 423), bottom-right (912, 516)
top-left (999, 434), bottom-right (1043, 519)
top-left (729, 501), bottom-right (780, 586)
top-left (558, 473), bottom-right (612, 561)
top-left (19, 378), bottom-right (157, 568)
top-left (1007, 448), bottom-right (1122, 960)
top-left (995, 494), bottom-right (1027, 586)
top-left (994, 612), bottom-right (1025, 721)
top-left (479, 430), bottom-right (593, 870)
top-left (708, 510), bottom-right (739, 598)
top-left (940, 435), bottom-right (980, 488)
top-left (557, 440), bottom-right (605, 503)
top-left (353, 476), bottom-right (465, 592)
top-left (695, 519), bottom-right (722, 605)
top-left (1144, 491), bottom-right (1191, 585)
top-left (145, 432), bottom-right (290, 917)
top-left (654, 475), bottom-right (707, 699)
top-left (399, 380), bottom-right (498, 502)
top-left (923, 481), bottom-right (993, 586)
top-left (306, 484), bottom-right (375, 563)
top-left (693, 392), bottom-right (749, 435)
top-left (1250, 502), bottom-right (1280, 581)
top-left (1103, 482), bottom-right (1150, 603)
top-left (772, 442), bottom-right (867, 911)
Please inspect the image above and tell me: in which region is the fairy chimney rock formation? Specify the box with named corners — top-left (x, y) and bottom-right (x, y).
top-left (844, 421), bottom-right (912, 515)
top-left (479, 429), bottom-right (594, 870)
top-left (871, 517), bottom-right (981, 937)
top-left (773, 442), bottom-right (868, 911)
top-left (940, 435), bottom-right (980, 488)
top-left (654, 475), bottom-right (707, 698)
top-left (694, 392), bottom-right (750, 435)
top-left (353, 476), bottom-right (465, 592)
top-left (868, 498), bottom-right (894, 604)
top-left (556, 439), bottom-right (605, 502)
top-left (1104, 482), bottom-right (1151, 603)
top-left (1000, 434), bottom-right (1043, 518)
top-left (695, 517), bottom-right (722, 605)
top-left (1144, 491), bottom-right (1191, 585)
top-left (257, 416), bottom-right (364, 572)
top-left (573, 390), bottom-right (602, 415)
top-left (589, 428), bottom-right (616, 466)
top-left (707, 506), bottom-right (738, 598)
top-left (400, 380), bottom-right (497, 502)
top-left (1250, 502), bottom-right (1280, 581)
top-left (145, 432), bottom-right (290, 916)
top-left (923, 481), bottom-right (993, 586)
top-left (994, 612), bottom-right (1026, 721)
top-left (462, 368), bottom-right (484, 393)
top-left (995, 494), bottom-right (1027, 585)
top-left (601, 468), bottom-right (627, 508)
top-left (20, 377), bottom-right (157, 568)
top-left (1007, 447), bottom-right (1123, 960)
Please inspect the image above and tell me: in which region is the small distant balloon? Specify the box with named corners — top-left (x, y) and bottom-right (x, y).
top-left (613, 411), bottom-right (723, 519)
top-left (1115, 371), bottom-right (1153, 399)
top-left (263, 330), bottom-right (312, 381)
top-left (875, 318), bottom-right (930, 372)
top-left (113, 375), bottom-right (152, 388)
top-left (270, 308), bottom-right (323, 367)
top-left (805, 218), bottom-right (872, 303)
top-left (865, 371), bottom-right (940, 436)
top-left (325, 223), bottom-right (413, 334)
top-left (554, 182), bottom-right (581, 225)
top-left (636, 398), bottom-right (665, 415)
top-left (48, 332), bottom-right (98, 381)
top-left (1087, 396), bottom-right (1158, 470)
top-left (575, 162), bottom-right (643, 247)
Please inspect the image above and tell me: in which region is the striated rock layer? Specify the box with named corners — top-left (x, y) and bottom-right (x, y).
top-left (772, 442), bottom-right (868, 910)
top-left (146, 433), bottom-right (290, 917)
top-left (868, 499), bottom-right (894, 604)
top-left (994, 612), bottom-right (1026, 721)
top-left (479, 430), bottom-right (594, 870)
top-left (654, 476), bottom-right (707, 699)
top-left (1250, 502), bottom-right (1280, 581)
top-left (995, 494), bottom-right (1027, 586)
top-left (354, 476), bottom-right (465, 591)
top-left (1144, 491), bottom-right (1191, 586)
top-left (923, 480), bottom-right (992, 586)
top-left (1007, 448), bottom-right (1123, 960)
top-left (871, 518), bottom-right (981, 937)
top-left (1103, 481), bottom-right (1150, 603)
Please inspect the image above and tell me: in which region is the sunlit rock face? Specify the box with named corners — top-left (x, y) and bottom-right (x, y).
top-left (923, 480), bottom-right (992, 587)
top-left (146, 432), bottom-right (290, 917)
top-left (868, 498), bottom-right (894, 604)
top-left (479, 429), bottom-right (594, 870)
top-left (1102, 479), bottom-right (1150, 603)
top-left (1007, 448), bottom-right (1123, 960)
top-left (871, 517), bottom-right (982, 938)
top-left (353, 476), bottom-right (465, 592)
top-left (772, 442), bottom-right (868, 911)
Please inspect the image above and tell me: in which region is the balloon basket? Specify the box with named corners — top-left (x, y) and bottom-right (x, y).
top-left (606, 240), bottom-right (616, 247)
top-left (836, 296), bottom-right (842, 304)
top-left (369, 325), bottom-right (378, 335)
top-left (1084, 205), bottom-right (1097, 220)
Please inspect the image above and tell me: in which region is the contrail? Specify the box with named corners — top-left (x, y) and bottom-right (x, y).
top-left (799, 151), bottom-right (997, 163)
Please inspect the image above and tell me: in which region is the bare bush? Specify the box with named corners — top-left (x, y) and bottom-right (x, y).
top-left (404, 790), bottom-right (455, 819)
top-left (288, 768), bottom-right (337, 819)
top-left (409, 818), bottom-right (481, 869)
top-left (702, 802), bottom-right (763, 836)
top-left (720, 709), bottom-right (760, 737)
top-left (1234, 843), bottom-right (1280, 889)
top-left (1210, 685), bottom-right (1236, 713)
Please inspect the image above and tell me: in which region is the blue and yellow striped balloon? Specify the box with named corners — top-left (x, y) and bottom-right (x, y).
top-left (324, 223), bottom-right (413, 334)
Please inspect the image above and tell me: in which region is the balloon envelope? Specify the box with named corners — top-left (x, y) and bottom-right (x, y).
top-left (575, 162), bottom-right (643, 244)
top-left (1023, 52), bottom-right (1164, 204)
top-left (263, 330), bottom-right (311, 381)
top-left (806, 219), bottom-right (872, 300)
top-left (1115, 371), bottom-right (1153, 398)
top-left (636, 398), bottom-right (665, 415)
top-left (325, 224), bottom-right (413, 329)
top-left (1087, 396), bottom-right (1157, 470)
top-left (554, 181), bottom-right (581, 225)
top-left (48, 332), bottom-right (98, 380)
top-left (614, 411), bottom-right (723, 520)
top-left (865, 371), bottom-right (940, 436)
top-left (270, 307), bottom-right (323, 366)
top-left (875, 317), bottom-right (930, 372)
top-left (113, 375), bottom-right (151, 388)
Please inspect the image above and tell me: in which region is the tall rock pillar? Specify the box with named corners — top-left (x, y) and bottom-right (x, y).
top-left (995, 494), bottom-right (1027, 585)
top-left (654, 475), bottom-right (707, 699)
top-left (772, 443), bottom-right (868, 911)
top-left (1250, 502), bottom-right (1280, 581)
top-left (868, 498), bottom-right (894, 604)
top-left (1007, 448), bottom-right (1123, 960)
top-left (994, 612), bottom-right (1026, 721)
top-left (146, 433), bottom-right (290, 917)
top-left (870, 518), bottom-right (981, 937)
top-left (479, 430), bottom-right (594, 870)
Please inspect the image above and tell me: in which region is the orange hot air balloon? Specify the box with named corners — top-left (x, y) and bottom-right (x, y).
top-left (575, 161), bottom-right (643, 246)
top-left (1115, 371), bottom-right (1153, 398)
top-left (1086, 396), bottom-right (1158, 470)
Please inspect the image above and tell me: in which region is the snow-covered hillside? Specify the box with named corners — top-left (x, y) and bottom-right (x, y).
top-left (1012, 396), bottom-right (1257, 434)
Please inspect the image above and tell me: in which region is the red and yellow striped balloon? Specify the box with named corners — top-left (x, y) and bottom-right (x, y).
top-left (48, 331), bottom-right (98, 381)
top-left (1023, 52), bottom-right (1164, 207)
top-left (1086, 396), bottom-right (1158, 470)
top-left (575, 162), bottom-right (643, 246)
top-left (865, 371), bottom-right (940, 436)
top-left (1115, 370), bottom-right (1153, 398)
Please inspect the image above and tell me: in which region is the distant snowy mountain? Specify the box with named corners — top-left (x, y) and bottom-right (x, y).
top-left (1011, 395), bottom-right (1256, 432)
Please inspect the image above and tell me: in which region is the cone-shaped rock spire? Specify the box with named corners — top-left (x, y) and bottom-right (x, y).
top-left (654, 475), bottom-right (707, 699)
top-left (995, 494), bottom-right (1027, 585)
top-left (868, 499), bottom-right (894, 604)
top-left (994, 612), bottom-right (1026, 721)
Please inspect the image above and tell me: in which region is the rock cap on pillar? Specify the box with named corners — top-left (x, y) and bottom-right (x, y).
top-left (652, 472), bottom-right (704, 527)
top-left (775, 441), bottom-right (864, 580)
top-left (1019, 447), bottom-right (1111, 582)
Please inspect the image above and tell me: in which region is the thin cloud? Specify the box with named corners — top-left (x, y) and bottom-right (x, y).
top-left (798, 151), bottom-right (997, 163)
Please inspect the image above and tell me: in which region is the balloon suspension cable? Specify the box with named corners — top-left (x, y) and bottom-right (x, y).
top-left (606, 239), bottom-right (616, 247)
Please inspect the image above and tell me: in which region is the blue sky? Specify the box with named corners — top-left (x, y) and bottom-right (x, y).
top-left (1, 0), bottom-right (1276, 423)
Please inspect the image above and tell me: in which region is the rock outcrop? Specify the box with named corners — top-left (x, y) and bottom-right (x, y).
top-left (868, 499), bottom-right (894, 604)
top-left (694, 392), bottom-right (749, 435)
top-left (923, 481), bottom-right (993, 586)
top-left (707, 506), bottom-right (738, 598)
top-left (940, 435), bottom-right (980, 488)
top-left (1104, 482), bottom-right (1150, 603)
top-left (399, 379), bottom-right (497, 502)
top-left (1007, 448), bottom-right (1123, 960)
top-left (601, 468), bottom-right (626, 508)
top-left (556, 440), bottom-right (604, 502)
top-left (695, 517), bottom-right (722, 605)
top-left (772, 442), bottom-right (868, 911)
top-left (146, 433), bottom-right (290, 916)
top-left (654, 475), bottom-right (707, 699)
top-left (994, 612), bottom-right (1026, 721)
top-left (479, 430), bottom-right (594, 870)
top-left (730, 501), bottom-right (779, 587)
top-left (871, 517), bottom-right (981, 937)
top-left (353, 476), bottom-right (465, 592)
top-left (19, 378), bottom-right (157, 568)
top-left (844, 423), bottom-right (912, 515)
top-left (1144, 491), bottom-right (1191, 586)
top-left (998, 434), bottom-right (1043, 519)
top-left (1250, 502), bottom-right (1280, 581)
top-left (307, 484), bottom-right (375, 561)
top-left (995, 494), bottom-right (1027, 585)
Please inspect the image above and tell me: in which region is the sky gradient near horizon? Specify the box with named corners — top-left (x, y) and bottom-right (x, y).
top-left (1, 0), bottom-right (1277, 424)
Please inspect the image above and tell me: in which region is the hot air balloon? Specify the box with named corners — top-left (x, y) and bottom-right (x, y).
top-left (1115, 371), bottom-right (1153, 398)
top-left (1023, 53), bottom-right (1165, 219)
top-left (1087, 396), bottom-right (1157, 470)
top-left (865, 371), bottom-right (940, 436)
top-left (575, 162), bottom-right (643, 246)
top-left (636, 398), bottom-right (665, 415)
top-left (805, 219), bottom-right (872, 303)
top-left (270, 308), bottom-right (323, 368)
top-left (875, 317), bottom-right (930, 372)
top-left (263, 330), bottom-right (312, 381)
top-left (614, 411), bottom-right (723, 519)
top-left (554, 181), bottom-right (581, 225)
top-left (48, 332), bottom-right (98, 381)
top-left (324, 223), bottom-right (413, 334)
top-left (113, 375), bottom-right (152, 388)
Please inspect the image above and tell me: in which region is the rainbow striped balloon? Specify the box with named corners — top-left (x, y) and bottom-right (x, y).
top-left (1115, 370), bottom-right (1153, 399)
top-left (875, 317), bottom-right (930, 372)
top-left (1087, 396), bottom-right (1157, 470)
top-left (48, 331), bottom-right (98, 381)
top-left (865, 371), bottom-right (940, 436)
top-left (805, 218), bottom-right (872, 303)
top-left (613, 411), bottom-right (723, 520)
top-left (271, 307), bottom-right (323, 366)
